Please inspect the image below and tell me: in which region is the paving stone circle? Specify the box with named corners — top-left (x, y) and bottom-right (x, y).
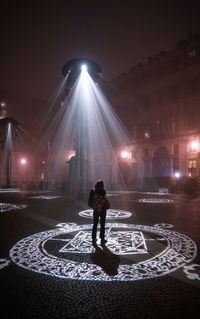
top-left (79, 209), bottom-right (132, 219)
top-left (0, 203), bottom-right (28, 212)
top-left (10, 222), bottom-right (197, 282)
top-left (0, 258), bottom-right (10, 269)
top-left (138, 198), bottom-right (174, 203)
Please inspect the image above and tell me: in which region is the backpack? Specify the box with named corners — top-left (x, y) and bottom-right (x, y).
top-left (93, 193), bottom-right (110, 212)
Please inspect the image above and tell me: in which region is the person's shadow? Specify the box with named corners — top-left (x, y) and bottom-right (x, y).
top-left (90, 243), bottom-right (121, 276)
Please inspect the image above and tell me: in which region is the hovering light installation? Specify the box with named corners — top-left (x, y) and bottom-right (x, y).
top-left (45, 58), bottom-right (130, 199)
top-left (81, 64), bottom-right (87, 72)
top-left (61, 58), bottom-right (102, 93)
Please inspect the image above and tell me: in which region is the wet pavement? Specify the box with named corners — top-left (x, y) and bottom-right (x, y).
top-left (0, 189), bottom-right (200, 318)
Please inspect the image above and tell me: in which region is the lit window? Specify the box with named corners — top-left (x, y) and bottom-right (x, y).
top-left (188, 160), bottom-right (196, 169)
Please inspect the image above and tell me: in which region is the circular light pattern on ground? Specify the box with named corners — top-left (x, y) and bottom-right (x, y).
top-left (0, 188), bottom-right (20, 193)
top-left (154, 223), bottom-right (174, 229)
top-left (138, 198), bottom-right (174, 203)
top-left (10, 223), bottom-right (196, 281)
top-left (107, 191), bottom-right (169, 195)
top-left (0, 258), bottom-right (10, 269)
top-left (79, 209), bottom-right (132, 219)
top-left (0, 203), bottom-right (28, 212)
top-left (28, 196), bottom-right (62, 199)
top-left (183, 264), bottom-right (200, 280)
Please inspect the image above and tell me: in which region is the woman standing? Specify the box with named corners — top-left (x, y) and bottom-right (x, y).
top-left (88, 180), bottom-right (110, 245)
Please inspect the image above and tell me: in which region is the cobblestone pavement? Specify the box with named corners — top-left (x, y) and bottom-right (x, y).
top-left (0, 190), bottom-right (200, 318)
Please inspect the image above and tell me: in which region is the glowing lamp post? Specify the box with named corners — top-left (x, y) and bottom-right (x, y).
top-left (121, 150), bottom-right (130, 160)
top-left (174, 171), bottom-right (181, 190)
top-left (20, 158), bottom-right (27, 182)
top-left (120, 150), bottom-right (131, 166)
top-left (120, 150), bottom-right (132, 186)
top-left (174, 171), bottom-right (180, 179)
top-left (20, 158), bottom-right (27, 165)
top-left (0, 117), bottom-right (19, 188)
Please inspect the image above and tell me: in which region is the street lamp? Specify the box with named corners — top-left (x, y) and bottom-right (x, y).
top-left (174, 171), bottom-right (180, 179)
top-left (20, 158), bottom-right (27, 165)
top-left (20, 158), bottom-right (27, 184)
top-left (120, 150), bottom-right (131, 161)
top-left (120, 150), bottom-right (132, 187)
top-left (0, 101), bottom-right (7, 119)
top-left (144, 131), bottom-right (150, 139)
top-left (174, 171), bottom-right (181, 191)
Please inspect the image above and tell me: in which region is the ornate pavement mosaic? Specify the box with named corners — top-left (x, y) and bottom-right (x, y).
top-left (9, 222), bottom-right (197, 281)
top-left (28, 196), bottom-right (62, 199)
top-left (0, 258), bottom-right (10, 269)
top-left (0, 203), bottom-right (28, 212)
top-left (79, 209), bottom-right (132, 219)
top-left (138, 198), bottom-right (174, 203)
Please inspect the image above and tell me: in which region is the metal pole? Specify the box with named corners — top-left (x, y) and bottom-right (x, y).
top-left (5, 142), bottom-right (12, 188)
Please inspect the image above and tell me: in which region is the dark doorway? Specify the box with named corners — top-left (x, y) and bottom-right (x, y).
top-left (152, 147), bottom-right (171, 176)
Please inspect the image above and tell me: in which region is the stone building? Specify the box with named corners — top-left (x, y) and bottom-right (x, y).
top-left (111, 34), bottom-right (200, 189)
top-left (0, 101), bottom-right (41, 188)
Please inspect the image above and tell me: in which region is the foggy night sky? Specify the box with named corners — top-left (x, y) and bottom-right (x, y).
top-left (1, 0), bottom-right (200, 134)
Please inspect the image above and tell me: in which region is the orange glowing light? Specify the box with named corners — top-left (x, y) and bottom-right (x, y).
top-left (121, 151), bottom-right (129, 159)
top-left (191, 141), bottom-right (199, 151)
top-left (20, 158), bottom-right (27, 165)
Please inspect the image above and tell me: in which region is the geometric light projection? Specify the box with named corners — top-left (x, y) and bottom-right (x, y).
top-left (141, 191), bottom-right (169, 195)
top-left (79, 209), bottom-right (132, 219)
top-left (138, 198), bottom-right (174, 203)
top-left (0, 203), bottom-right (28, 212)
top-left (57, 227), bottom-right (146, 255)
top-left (106, 193), bottom-right (120, 197)
top-left (0, 258), bottom-right (10, 269)
top-left (0, 188), bottom-right (20, 193)
top-left (28, 196), bottom-right (62, 199)
top-left (9, 222), bottom-right (197, 281)
top-left (106, 191), bottom-right (169, 196)
top-left (154, 223), bottom-right (174, 229)
top-left (183, 264), bottom-right (200, 280)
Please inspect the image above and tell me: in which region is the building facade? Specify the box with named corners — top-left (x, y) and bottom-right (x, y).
top-left (0, 102), bottom-right (42, 188)
top-left (111, 34), bottom-right (200, 188)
